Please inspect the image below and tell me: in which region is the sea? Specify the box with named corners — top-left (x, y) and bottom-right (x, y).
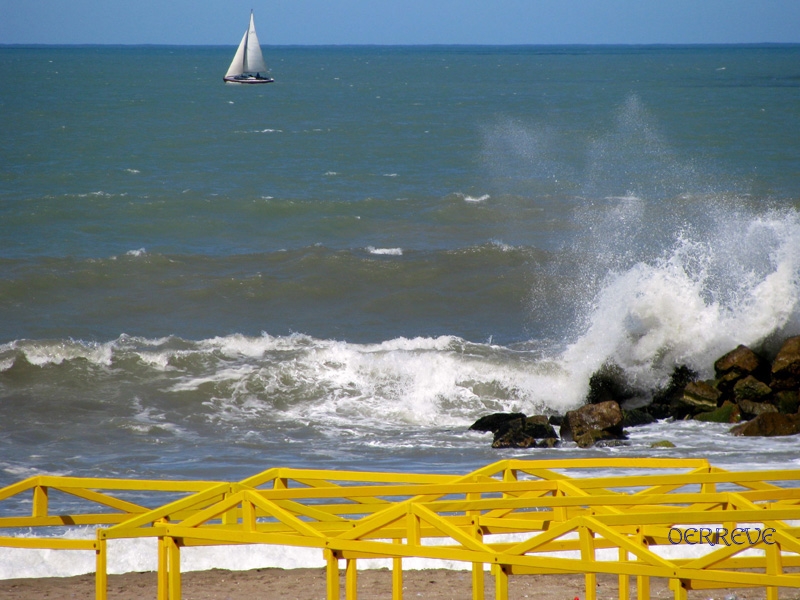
top-left (1, 44), bottom-right (799, 578)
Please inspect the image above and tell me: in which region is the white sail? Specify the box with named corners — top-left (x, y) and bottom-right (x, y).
top-left (243, 13), bottom-right (268, 74)
top-left (224, 11), bottom-right (270, 81)
top-left (225, 30), bottom-right (249, 78)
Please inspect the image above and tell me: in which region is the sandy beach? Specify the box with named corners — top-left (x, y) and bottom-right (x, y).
top-left (0, 567), bottom-right (778, 600)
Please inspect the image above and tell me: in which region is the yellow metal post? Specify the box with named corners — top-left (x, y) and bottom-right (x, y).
top-left (492, 564), bottom-right (508, 600)
top-left (167, 537), bottom-right (181, 600)
top-left (32, 485), bottom-right (48, 518)
top-left (635, 531), bottom-right (650, 600)
top-left (580, 525), bottom-right (597, 600)
top-left (766, 539), bottom-right (783, 600)
top-left (470, 512), bottom-right (485, 600)
top-left (392, 540), bottom-right (403, 600)
top-left (158, 537), bottom-right (169, 600)
top-left (618, 547), bottom-right (629, 600)
top-left (326, 549), bottom-right (340, 600)
top-left (345, 558), bottom-right (358, 600)
top-left (242, 499), bottom-right (256, 531)
top-left (222, 490), bottom-right (237, 525)
top-left (472, 562), bottom-right (485, 600)
top-left (95, 537), bottom-right (107, 600)
top-left (636, 574), bottom-right (650, 600)
top-left (407, 512), bottom-right (421, 548)
top-left (672, 580), bottom-right (688, 600)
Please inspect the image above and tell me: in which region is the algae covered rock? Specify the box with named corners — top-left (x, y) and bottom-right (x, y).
top-left (694, 401), bottom-right (741, 423)
top-left (650, 440), bottom-right (676, 448)
top-left (775, 390), bottom-right (800, 414)
top-left (733, 375), bottom-right (772, 402)
top-left (730, 412), bottom-right (800, 437)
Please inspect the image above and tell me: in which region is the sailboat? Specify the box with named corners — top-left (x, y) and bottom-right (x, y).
top-left (223, 10), bottom-right (274, 84)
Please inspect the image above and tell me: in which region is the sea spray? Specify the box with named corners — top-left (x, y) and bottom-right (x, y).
top-left (491, 94), bottom-right (800, 400)
top-left (556, 205), bottom-right (800, 398)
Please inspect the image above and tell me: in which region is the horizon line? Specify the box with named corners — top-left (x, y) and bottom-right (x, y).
top-left (2, 41), bottom-right (799, 48)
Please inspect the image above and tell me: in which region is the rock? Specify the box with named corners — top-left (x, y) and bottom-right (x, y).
top-left (670, 381), bottom-right (720, 419)
top-left (574, 429), bottom-right (627, 449)
top-left (715, 371), bottom-right (743, 399)
top-left (693, 401), bottom-right (741, 423)
top-left (685, 380), bottom-right (723, 405)
top-left (733, 375), bottom-right (772, 402)
top-left (643, 402), bottom-right (673, 420)
top-left (470, 337), bottom-right (800, 451)
top-left (714, 344), bottom-right (769, 379)
top-left (730, 412), bottom-right (800, 437)
top-left (714, 345), bottom-right (769, 400)
top-left (650, 440), bottom-right (676, 448)
top-left (736, 398), bottom-right (778, 419)
top-left (523, 415), bottom-right (558, 438)
top-left (775, 390), bottom-right (800, 414)
top-left (771, 336), bottom-right (800, 391)
top-left (622, 408), bottom-right (657, 428)
top-left (536, 437), bottom-right (559, 448)
top-left (469, 413), bottom-right (526, 435)
top-left (647, 365), bottom-right (698, 419)
top-left (492, 431), bottom-right (535, 449)
top-left (560, 401), bottom-right (625, 444)
top-left (586, 363), bottom-right (639, 405)
top-left (591, 438), bottom-right (629, 448)
top-left (490, 414), bottom-right (559, 449)
top-left (491, 430), bottom-right (558, 449)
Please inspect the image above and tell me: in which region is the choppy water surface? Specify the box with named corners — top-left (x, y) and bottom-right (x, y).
top-left (1, 44), bottom-right (799, 577)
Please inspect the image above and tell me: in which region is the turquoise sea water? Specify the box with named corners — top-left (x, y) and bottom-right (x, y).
top-left (1, 44), bottom-right (799, 575)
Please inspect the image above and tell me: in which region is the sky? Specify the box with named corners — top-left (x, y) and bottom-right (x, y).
top-left (2, 0), bottom-right (800, 46)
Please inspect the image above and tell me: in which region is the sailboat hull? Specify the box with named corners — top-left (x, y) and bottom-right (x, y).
top-left (223, 75), bottom-right (274, 84)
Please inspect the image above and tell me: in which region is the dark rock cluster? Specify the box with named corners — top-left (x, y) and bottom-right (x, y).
top-left (470, 336), bottom-right (800, 449)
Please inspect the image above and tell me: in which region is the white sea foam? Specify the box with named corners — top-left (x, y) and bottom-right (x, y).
top-left (366, 246), bottom-right (403, 256)
top-left (3, 339), bottom-right (115, 369)
top-left (489, 239), bottom-right (514, 252)
top-left (0, 525), bottom-right (760, 580)
top-left (188, 334), bottom-right (571, 426)
top-left (0, 463), bottom-right (71, 479)
top-left (0, 537), bottom-right (471, 579)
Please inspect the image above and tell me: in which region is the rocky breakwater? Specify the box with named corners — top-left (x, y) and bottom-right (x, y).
top-left (470, 336), bottom-right (800, 449)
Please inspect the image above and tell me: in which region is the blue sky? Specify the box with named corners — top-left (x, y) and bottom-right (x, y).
top-left (2, 0), bottom-right (799, 45)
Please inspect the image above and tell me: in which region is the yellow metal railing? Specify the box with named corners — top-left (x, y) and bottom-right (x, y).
top-left (2, 458), bottom-right (800, 600)
top-left (0, 474), bottom-right (225, 600)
